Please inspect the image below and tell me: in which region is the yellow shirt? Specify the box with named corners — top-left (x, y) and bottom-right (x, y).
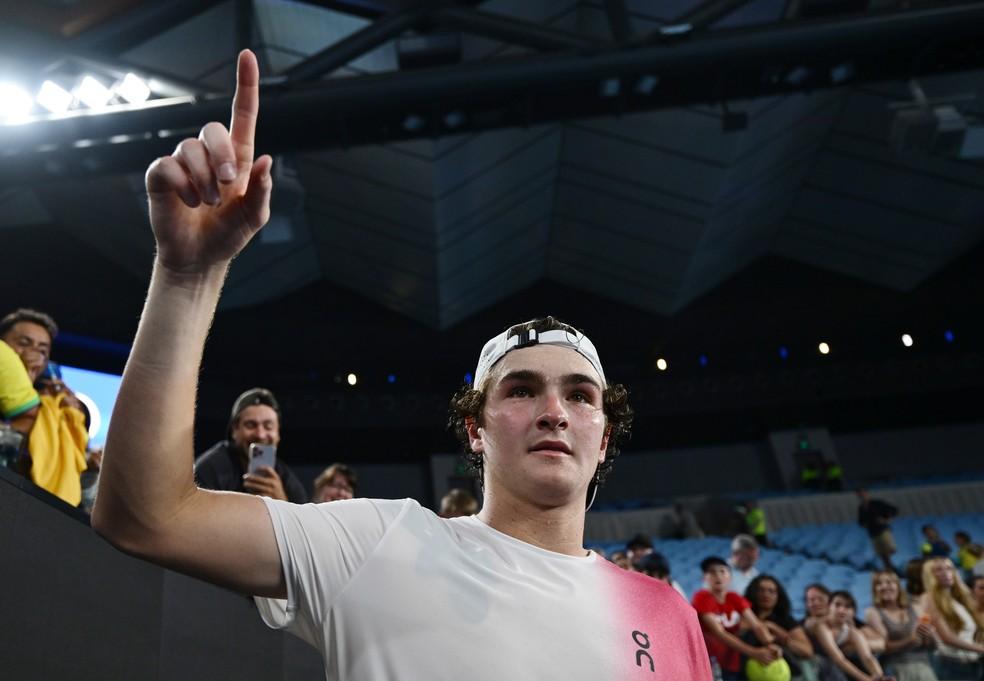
top-left (28, 393), bottom-right (88, 506)
top-left (958, 545), bottom-right (982, 571)
top-left (0, 340), bottom-right (39, 419)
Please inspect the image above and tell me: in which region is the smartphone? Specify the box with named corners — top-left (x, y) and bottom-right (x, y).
top-left (248, 443), bottom-right (277, 474)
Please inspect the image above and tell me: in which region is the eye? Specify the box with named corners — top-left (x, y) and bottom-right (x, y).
top-left (569, 391), bottom-right (589, 403)
top-left (507, 385), bottom-right (532, 398)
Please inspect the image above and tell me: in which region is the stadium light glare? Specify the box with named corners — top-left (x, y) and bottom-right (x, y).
top-left (37, 80), bottom-right (73, 113)
top-left (76, 76), bottom-right (113, 109)
top-left (901, 333), bottom-right (913, 347)
top-left (0, 83), bottom-right (34, 122)
top-left (347, 373), bottom-right (358, 386)
top-left (818, 342), bottom-right (830, 355)
top-left (116, 73), bottom-right (151, 103)
top-left (656, 358), bottom-right (668, 371)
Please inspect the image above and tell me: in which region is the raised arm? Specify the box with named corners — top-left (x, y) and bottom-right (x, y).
top-left (91, 50), bottom-right (284, 597)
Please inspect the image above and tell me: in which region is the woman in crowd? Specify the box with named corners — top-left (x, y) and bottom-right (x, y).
top-left (746, 575), bottom-right (814, 680)
top-left (805, 584), bottom-right (885, 654)
top-left (919, 558), bottom-right (984, 680)
top-left (747, 575), bottom-right (814, 659)
top-left (806, 590), bottom-right (894, 681)
top-left (863, 570), bottom-right (937, 681)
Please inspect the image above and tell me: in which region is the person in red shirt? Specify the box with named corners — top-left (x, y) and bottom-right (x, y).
top-left (692, 556), bottom-right (782, 679)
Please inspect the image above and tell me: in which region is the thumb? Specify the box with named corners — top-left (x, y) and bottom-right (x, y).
top-left (240, 154), bottom-right (273, 233)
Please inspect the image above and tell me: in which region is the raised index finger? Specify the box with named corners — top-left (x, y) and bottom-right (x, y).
top-left (229, 49), bottom-right (260, 168)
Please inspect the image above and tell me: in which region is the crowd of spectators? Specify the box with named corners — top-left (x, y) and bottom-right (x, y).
top-left (4, 302), bottom-right (984, 680)
top-left (601, 530), bottom-right (984, 681)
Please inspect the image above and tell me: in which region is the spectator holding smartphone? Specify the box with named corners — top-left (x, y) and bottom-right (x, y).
top-left (0, 308), bottom-right (88, 505)
top-left (194, 387), bottom-right (307, 503)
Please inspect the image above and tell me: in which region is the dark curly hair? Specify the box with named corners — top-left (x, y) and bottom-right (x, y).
top-left (745, 574), bottom-right (793, 622)
top-left (448, 316), bottom-right (633, 490)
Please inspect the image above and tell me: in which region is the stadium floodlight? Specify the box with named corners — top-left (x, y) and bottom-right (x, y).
top-left (818, 342), bottom-right (830, 355)
top-left (656, 358), bottom-right (668, 371)
top-left (0, 83), bottom-right (34, 122)
top-left (76, 76), bottom-right (113, 109)
top-left (116, 73), bottom-right (151, 104)
top-left (901, 334), bottom-right (913, 347)
top-left (37, 80), bottom-right (73, 114)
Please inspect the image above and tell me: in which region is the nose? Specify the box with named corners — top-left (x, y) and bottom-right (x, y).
top-left (536, 390), bottom-right (569, 431)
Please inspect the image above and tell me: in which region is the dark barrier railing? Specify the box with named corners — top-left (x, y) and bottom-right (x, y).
top-left (0, 467), bottom-right (322, 681)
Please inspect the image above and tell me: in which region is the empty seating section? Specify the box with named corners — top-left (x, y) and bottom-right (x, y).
top-left (589, 512), bottom-right (984, 622)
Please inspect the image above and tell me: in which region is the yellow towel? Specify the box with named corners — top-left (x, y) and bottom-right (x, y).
top-left (28, 393), bottom-right (89, 506)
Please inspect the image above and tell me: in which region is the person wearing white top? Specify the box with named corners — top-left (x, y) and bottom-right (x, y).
top-left (919, 558), bottom-right (984, 680)
top-left (91, 49), bottom-right (712, 681)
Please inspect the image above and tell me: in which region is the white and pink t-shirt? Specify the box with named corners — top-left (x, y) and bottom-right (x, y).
top-left (257, 497), bottom-right (711, 681)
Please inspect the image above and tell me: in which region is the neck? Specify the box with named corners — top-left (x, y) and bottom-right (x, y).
top-left (759, 607), bottom-right (774, 619)
top-left (711, 587), bottom-right (727, 601)
top-left (477, 486), bottom-right (587, 557)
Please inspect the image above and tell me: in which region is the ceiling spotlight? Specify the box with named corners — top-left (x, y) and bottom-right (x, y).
top-left (37, 80), bottom-right (73, 114)
top-left (0, 83), bottom-right (34, 122)
top-left (656, 358), bottom-right (668, 371)
top-left (944, 329), bottom-right (955, 343)
top-left (116, 73), bottom-right (150, 104)
top-left (76, 76), bottom-right (113, 109)
top-left (818, 342), bottom-right (830, 355)
top-left (346, 373), bottom-right (358, 386)
top-left (901, 334), bottom-right (913, 347)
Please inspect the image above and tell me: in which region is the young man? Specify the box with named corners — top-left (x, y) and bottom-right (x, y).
top-left (92, 50), bottom-right (711, 681)
top-left (692, 556), bottom-right (781, 680)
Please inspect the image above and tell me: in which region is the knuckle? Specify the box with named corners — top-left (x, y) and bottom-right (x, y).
top-left (174, 138), bottom-right (201, 156)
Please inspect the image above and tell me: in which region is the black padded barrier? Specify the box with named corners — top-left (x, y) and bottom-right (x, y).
top-left (0, 467), bottom-right (322, 681)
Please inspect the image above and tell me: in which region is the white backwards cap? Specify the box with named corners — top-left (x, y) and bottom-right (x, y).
top-left (472, 323), bottom-right (606, 390)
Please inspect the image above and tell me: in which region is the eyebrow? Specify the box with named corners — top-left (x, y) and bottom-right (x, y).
top-left (498, 369), bottom-right (602, 392)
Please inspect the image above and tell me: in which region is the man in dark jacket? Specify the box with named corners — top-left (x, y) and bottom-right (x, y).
top-left (195, 387), bottom-right (307, 503)
top-left (857, 489), bottom-right (897, 572)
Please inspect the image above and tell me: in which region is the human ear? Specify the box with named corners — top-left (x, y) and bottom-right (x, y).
top-left (599, 424), bottom-right (612, 462)
top-left (466, 416), bottom-right (483, 453)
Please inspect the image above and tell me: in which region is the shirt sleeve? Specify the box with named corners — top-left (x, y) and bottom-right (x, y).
top-left (692, 590), bottom-right (714, 613)
top-left (255, 497), bottom-right (410, 646)
top-left (0, 341), bottom-right (39, 419)
top-left (732, 593), bottom-right (752, 612)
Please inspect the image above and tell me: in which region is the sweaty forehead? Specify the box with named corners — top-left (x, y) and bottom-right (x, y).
top-left (487, 343), bottom-right (603, 386)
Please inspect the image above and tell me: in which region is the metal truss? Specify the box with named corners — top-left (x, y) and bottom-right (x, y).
top-left (2, 1), bottom-right (984, 185)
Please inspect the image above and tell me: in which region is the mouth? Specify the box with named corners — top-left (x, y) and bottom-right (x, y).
top-left (529, 440), bottom-right (573, 456)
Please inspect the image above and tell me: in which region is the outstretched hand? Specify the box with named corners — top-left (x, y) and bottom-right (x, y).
top-left (145, 50), bottom-right (273, 274)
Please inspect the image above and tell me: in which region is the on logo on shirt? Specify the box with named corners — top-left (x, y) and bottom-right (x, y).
top-left (632, 630), bottom-right (654, 673)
